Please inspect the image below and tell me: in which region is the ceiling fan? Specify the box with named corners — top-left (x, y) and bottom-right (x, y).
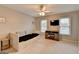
top-left (36, 5), bottom-right (51, 16)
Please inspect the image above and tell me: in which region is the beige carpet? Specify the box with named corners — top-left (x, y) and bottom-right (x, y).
top-left (9, 34), bottom-right (78, 54)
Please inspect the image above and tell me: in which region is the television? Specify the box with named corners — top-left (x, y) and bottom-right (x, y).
top-left (50, 20), bottom-right (59, 26)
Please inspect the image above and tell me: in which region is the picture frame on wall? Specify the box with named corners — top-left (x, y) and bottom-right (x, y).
top-left (0, 17), bottom-right (6, 23)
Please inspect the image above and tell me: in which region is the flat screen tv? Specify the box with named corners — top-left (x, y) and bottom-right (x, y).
top-left (50, 20), bottom-right (59, 26)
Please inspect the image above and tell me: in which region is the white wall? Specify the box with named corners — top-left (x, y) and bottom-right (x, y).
top-left (35, 11), bottom-right (79, 42)
top-left (0, 5), bottom-right (35, 35)
top-left (78, 12), bottom-right (79, 52)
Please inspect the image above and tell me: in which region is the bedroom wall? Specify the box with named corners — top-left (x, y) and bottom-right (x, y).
top-left (0, 5), bottom-right (35, 35)
top-left (35, 11), bottom-right (79, 42)
top-left (78, 12), bottom-right (79, 52)
top-left (0, 5), bottom-right (35, 51)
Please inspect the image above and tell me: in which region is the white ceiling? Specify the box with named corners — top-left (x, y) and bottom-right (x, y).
top-left (2, 4), bottom-right (79, 17)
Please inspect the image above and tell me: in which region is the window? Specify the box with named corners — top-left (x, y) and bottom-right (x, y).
top-left (41, 20), bottom-right (47, 32)
top-left (59, 17), bottom-right (71, 35)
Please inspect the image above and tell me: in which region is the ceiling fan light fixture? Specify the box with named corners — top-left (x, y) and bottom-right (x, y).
top-left (39, 12), bottom-right (45, 16)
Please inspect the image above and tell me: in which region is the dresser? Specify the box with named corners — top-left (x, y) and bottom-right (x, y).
top-left (45, 31), bottom-right (59, 41)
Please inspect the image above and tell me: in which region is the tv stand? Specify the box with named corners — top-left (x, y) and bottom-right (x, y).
top-left (45, 31), bottom-right (59, 41)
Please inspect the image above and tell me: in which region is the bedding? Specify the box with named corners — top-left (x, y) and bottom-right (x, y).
top-left (19, 33), bottom-right (39, 42)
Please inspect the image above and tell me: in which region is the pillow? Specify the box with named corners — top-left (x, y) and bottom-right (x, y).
top-left (17, 31), bottom-right (26, 37)
top-left (24, 31), bottom-right (27, 35)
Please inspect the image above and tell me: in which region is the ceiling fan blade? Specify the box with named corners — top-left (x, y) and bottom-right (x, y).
top-left (36, 10), bottom-right (41, 11)
top-left (44, 11), bottom-right (51, 12)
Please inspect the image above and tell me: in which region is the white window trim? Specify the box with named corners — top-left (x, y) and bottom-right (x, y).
top-left (40, 20), bottom-right (47, 32)
top-left (59, 17), bottom-right (71, 36)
